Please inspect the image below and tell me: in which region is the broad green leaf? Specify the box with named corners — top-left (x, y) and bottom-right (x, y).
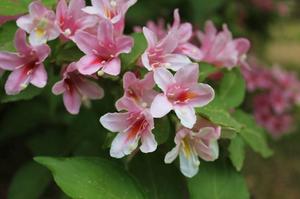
top-left (187, 162), bottom-right (250, 199)
top-left (8, 161), bottom-right (51, 199)
top-left (0, 0), bottom-right (57, 15)
top-left (130, 153), bottom-right (187, 199)
top-left (152, 117), bottom-right (170, 145)
top-left (0, 22), bottom-right (18, 51)
top-left (232, 110), bottom-right (273, 158)
top-left (228, 135), bottom-right (245, 171)
top-left (1, 85), bottom-right (43, 103)
top-left (196, 100), bottom-right (242, 132)
top-left (218, 69), bottom-right (246, 109)
top-left (35, 157), bottom-right (145, 199)
top-left (120, 33), bottom-right (147, 69)
top-left (199, 62), bottom-right (218, 81)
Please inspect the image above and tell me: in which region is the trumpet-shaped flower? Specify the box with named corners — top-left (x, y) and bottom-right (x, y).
top-left (16, 1), bottom-right (60, 46)
top-left (197, 21), bottom-right (250, 69)
top-left (150, 63), bottom-right (214, 128)
top-left (74, 19), bottom-right (133, 76)
top-left (52, 62), bottom-right (104, 115)
top-left (116, 72), bottom-right (158, 110)
top-left (56, 0), bottom-right (97, 41)
top-left (141, 26), bottom-right (191, 71)
top-left (83, 0), bottom-right (137, 32)
top-left (165, 119), bottom-right (221, 177)
top-left (100, 99), bottom-right (157, 158)
top-left (0, 29), bottom-right (50, 95)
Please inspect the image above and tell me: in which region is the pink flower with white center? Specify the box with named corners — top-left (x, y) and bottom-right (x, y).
top-left (100, 99), bottom-right (157, 158)
top-left (196, 20), bottom-right (250, 69)
top-left (116, 71), bottom-right (158, 110)
top-left (150, 63), bottom-right (215, 128)
top-left (52, 62), bottom-right (104, 115)
top-left (171, 9), bottom-right (202, 61)
top-left (16, 1), bottom-right (60, 46)
top-left (0, 29), bottom-right (50, 95)
top-left (56, 0), bottom-right (97, 41)
top-left (74, 19), bottom-right (133, 76)
top-left (164, 119), bottom-right (221, 177)
top-left (83, 0), bottom-right (137, 32)
top-left (141, 26), bottom-right (191, 71)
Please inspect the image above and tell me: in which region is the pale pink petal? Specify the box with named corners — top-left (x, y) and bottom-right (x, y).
top-left (189, 83), bottom-right (215, 107)
top-left (163, 54), bottom-right (191, 71)
top-left (116, 36), bottom-right (134, 54)
top-left (176, 43), bottom-right (203, 61)
top-left (14, 29), bottom-right (32, 55)
top-left (29, 31), bottom-right (48, 46)
top-left (234, 38), bottom-right (250, 55)
top-left (63, 89), bottom-right (81, 114)
top-left (5, 68), bottom-right (30, 95)
top-left (52, 80), bottom-right (66, 95)
top-left (0, 52), bottom-right (24, 70)
top-left (68, 0), bottom-right (85, 18)
top-left (97, 19), bottom-right (114, 44)
top-left (140, 71), bottom-right (155, 89)
top-left (34, 44), bottom-right (51, 62)
top-left (102, 58), bottom-right (121, 76)
top-left (174, 63), bottom-right (199, 85)
top-left (157, 31), bottom-right (178, 54)
top-left (153, 68), bottom-right (174, 91)
top-left (30, 64), bottom-right (47, 88)
top-left (16, 15), bottom-right (32, 33)
top-left (143, 27), bottom-right (158, 48)
top-left (150, 94), bottom-right (172, 118)
top-left (29, 1), bottom-right (48, 18)
top-left (179, 150), bottom-right (199, 178)
top-left (77, 55), bottom-right (102, 75)
top-left (74, 30), bottom-right (99, 55)
top-left (110, 131), bottom-right (139, 158)
top-left (100, 112), bottom-right (130, 132)
top-left (174, 105), bottom-right (196, 128)
top-left (140, 132), bottom-right (157, 153)
top-left (178, 23), bottom-right (193, 43)
top-left (123, 72), bottom-right (137, 89)
top-left (82, 6), bottom-right (100, 15)
top-left (141, 52), bottom-right (151, 71)
top-left (164, 145), bottom-right (180, 163)
top-left (115, 97), bottom-right (141, 112)
top-left (56, 0), bottom-right (68, 22)
top-left (76, 78), bottom-right (104, 99)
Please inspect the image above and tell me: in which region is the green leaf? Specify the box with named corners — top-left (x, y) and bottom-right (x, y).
top-left (218, 69), bottom-right (246, 109)
top-left (0, 0), bottom-right (57, 15)
top-left (228, 135), bottom-right (245, 171)
top-left (199, 62), bottom-right (218, 81)
top-left (152, 117), bottom-right (170, 145)
top-left (187, 162), bottom-right (250, 199)
top-left (120, 33), bottom-right (147, 69)
top-left (196, 100), bottom-right (242, 132)
top-left (1, 85), bottom-right (43, 103)
top-left (0, 22), bottom-right (18, 51)
top-left (130, 153), bottom-right (187, 199)
top-left (232, 110), bottom-right (273, 158)
top-left (8, 161), bottom-right (51, 199)
top-left (35, 157), bottom-right (145, 199)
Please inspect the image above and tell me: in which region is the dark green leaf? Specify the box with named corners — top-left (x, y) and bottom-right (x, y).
top-left (187, 162), bottom-right (250, 199)
top-left (152, 117), bottom-right (170, 145)
top-left (8, 161), bottom-right (51, 199)
top-left (232, 110), bottom-right (273, 158)
top-left (228, 135), bottom-right (245, 171)
top-left (35, 157), bottom-right (145, 199)
top-left (0, 21), bottom-right (18, 51)
top-left (1, 85), bottom-right (43, 103)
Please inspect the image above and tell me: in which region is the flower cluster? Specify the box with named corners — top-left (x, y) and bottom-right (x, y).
top-left (242, 59), bottom-right (300, 137)
top-left (0, 1), bottom-right (252, 177)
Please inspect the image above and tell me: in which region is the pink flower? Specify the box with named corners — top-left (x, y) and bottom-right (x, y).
top-left (16, 1), bottom-right (60, 46)
top-left (56, 0), bottom-right (97, 41)
top-left (164, 120), bottom-right (221, 177)
top-left (82, 0), bottom-right (137, 32)
top-left (171, 9), bottom-right (202, 61)
top-left (116, 71), bottom-right (158, 110)
top-left (196, 20), bottom-right (250, 69)
top-left (141, 27), bottom-right (191, 71)
top-left (150, 63), bottom-right (215, 128)
top-left (74, 19), bottom-right (133, 76)
top-left (0, 29), bottom-right (50, 95)
top-left (52, 62), bottom-right (104, 115)
top-left (100, 99), bottom-right (157, 158)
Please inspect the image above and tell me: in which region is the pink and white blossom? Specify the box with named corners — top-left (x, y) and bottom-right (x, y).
top-left (82, 0), bottom-right (137, 32)
top-left (56, 0), bottom-right (97, 41)
top-left (74, 19), bottom-right (133, 76)
top-left (116, 71), bottom-right (158, 110)
top-left (196, 20), bottom-right (250, 69)
top-left (52, 62), bottom-right (104, 115)
top-left (0, 29), bottom-right (50, 95)
top-left (100, 99), bottom-right (157, 158)
top-left (150, 63), bottom-right (214, 128)
top-left (16, 1), bottom-right (60, 46)
top-left (165, 119), bottom-right (221, 177)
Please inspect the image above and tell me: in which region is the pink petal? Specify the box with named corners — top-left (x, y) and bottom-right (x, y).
top-left (97, 19), bottom-right (114, 45)
top-left (141, 52), bottom-right (151, 71)
top-left (30, 64), bottom-right (47, 88)
top-left (100, 112), bottom-right (130, 132)
top-left (179, 150), bottom-right (199, 178)
top-left (123, 72), bottom-right (137, 89)
top-left (102, 58), bottom-right (121, 76)
top-left (174, 105), bottom-right (196, 128)
top-left (188, 83), bottom-right (215, 107)
top-left (82, 6), bottom-right (100, 15)
top-left (178, 23), bottom-right (193, 43)
top-left (157, 31), bottom-right (178, 54)
top-left (140, 132), bottom-right (157, 153)
top-left (234, 38), bottom-right (250, 55)
top-left (116, 36), bottom-right (134, 54)
top-left (77, 55), bottom-right (102, 75)
top-left (153, 68), bottom-right (174, 92)
top-left (56, 0), bottom-right (68, 22)
top-left (74, 30), bottom-right (99, 55)
top-left (29, 31), bottom-right (48, 46)
top-left (0, 52), bottom-right (24, 70)
top-left (143, 27), bottom-right (158, 48)
top-left (176, 43), bottom-right (203, 61)
top-left (116, 97), bottom-right (142, 112)
top-left (110, 131), bottom-right (139, 158)
top-left (68, 0), bottom-right (85, 19)
top-left (29, 1), bottom-right (48, 18)
top-left (16, 15), bottom-right (32, 33)
top-left (163, 54), bottom-right (191, 71)
top-left (5, 68), bottom-right (30, 95)
top-left (14, 29), bottom-right (32, 55)
top-left (34, 44), bottom-right (51, 62)
top-left (52, 80), bottom-right (66, 95)
top-left (164, 145), bottom-right (180, 163)
top-left (63, 89), bottom-right (81, 114)
top-left (76, 78), bottom-right (104, 99)
top-left (174, 63), bottom-right (199, 85)
top-left (150, 94), bottom-right (172, 118)
top-left (141, 71), bottom-right (155, 89)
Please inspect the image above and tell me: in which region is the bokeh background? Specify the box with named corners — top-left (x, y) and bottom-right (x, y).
top-left (1, 0), bottom-right (300, 198)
